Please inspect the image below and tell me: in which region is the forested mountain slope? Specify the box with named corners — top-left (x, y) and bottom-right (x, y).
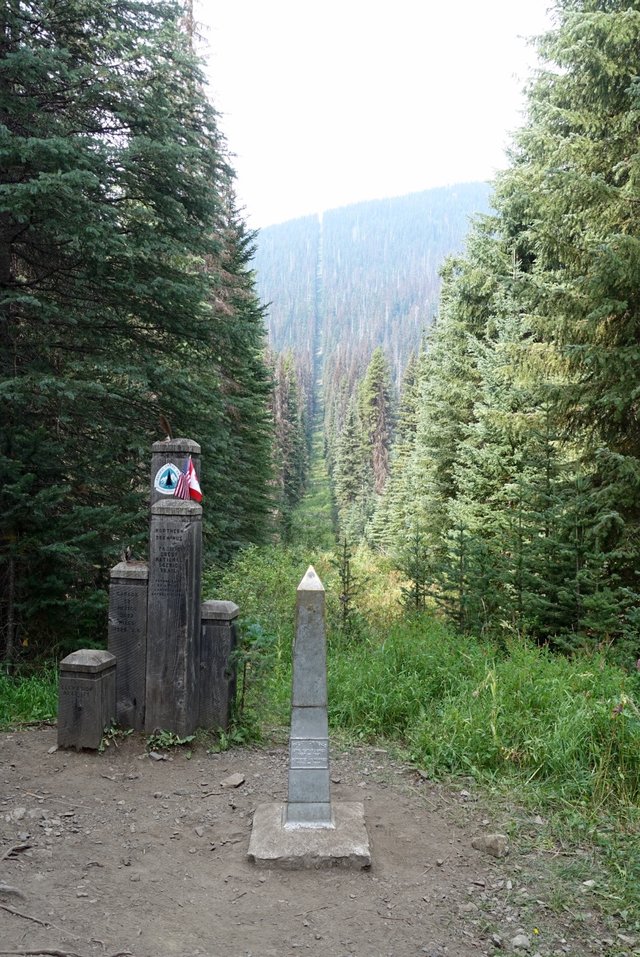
top-left (253, 183), bottom-right (491, 388)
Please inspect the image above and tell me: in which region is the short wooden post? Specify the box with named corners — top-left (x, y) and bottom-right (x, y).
top-left (58, 650), bottom-right (116, 750)
top-left (199, 600), bottom-right (239, 731)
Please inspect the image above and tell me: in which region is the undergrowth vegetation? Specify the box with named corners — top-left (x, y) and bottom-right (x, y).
top-left (0, 665), bottom-right (58, 728)
top-left (209, 534), bottom-right (640, 931)
top-left (210, 542), bottom-right (640, 809)
top-left (1, 473), bottom-right (638, 929)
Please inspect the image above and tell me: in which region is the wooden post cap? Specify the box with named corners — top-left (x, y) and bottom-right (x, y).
top-left (60, 650), bottom-right (116, 674)
top-left (201, 600), bottom-right (240, 621)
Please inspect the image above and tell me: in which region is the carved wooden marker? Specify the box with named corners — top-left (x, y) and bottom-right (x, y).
top-left (199, 600), bottom-right (239, 731)
top-left (58, 650), bottom-right (116, 751)
top-left (145, 498), bottom-right (202, 735)
top-left (286, 566), bottom-right (332, 826)
top-left (107, 561), bottom-right (148, 730)
top-left (62, 435), bottom-right (243, 749)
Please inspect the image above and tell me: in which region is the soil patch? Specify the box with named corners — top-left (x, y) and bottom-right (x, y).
top-left (0, 727), bottom-right (621, 957)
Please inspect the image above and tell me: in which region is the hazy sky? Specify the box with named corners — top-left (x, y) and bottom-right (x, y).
top-left (196, 1), bottom-right (554, 228)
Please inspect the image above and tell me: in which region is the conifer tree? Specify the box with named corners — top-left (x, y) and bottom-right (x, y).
top-left (379, 2), bottom-right (640, 659)
top-left (209, 195), bottom-right (274, 555)
top-left (269, 349), bottom-right (308, 536)
top-left (446, 297), bottom-right (570, 639)
top-left (0, 1), bottom-right (273, 660)
top-left (494, 0), bottom-right (640, 652)
top-left (370, 350), bottom-right (422, 550)
top-left (333, 397), bottom-right (372, 538)
top-left (358, 347), bottom-right (393, 495)
top-left (396, 236), bottom-right (496, 578)
top-left (396, 525), bottom-right (430, 612)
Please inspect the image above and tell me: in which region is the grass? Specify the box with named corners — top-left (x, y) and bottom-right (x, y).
top-left (289, 426), bottom-right (337, 551)
top-left (0, 664), bottom-right (58, 728)
top-left (325, 618), bottom-right (640, 806)
top-left (210, 455), bottom-right (640, 808)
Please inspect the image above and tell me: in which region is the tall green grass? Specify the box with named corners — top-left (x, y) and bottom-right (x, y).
top-left (212, 542), bottom-right (640, 810)
top-left (328, 620), bottom-right (640, 808)
top-left (0, 665), bottom-right (58, 728)
top-left (205, 544), bottom-right (313, 724)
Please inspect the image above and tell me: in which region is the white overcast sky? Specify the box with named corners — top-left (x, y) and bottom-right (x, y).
top-left (195, 1), bottom-right (555, 228)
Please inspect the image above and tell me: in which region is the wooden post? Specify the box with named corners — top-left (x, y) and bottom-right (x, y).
top-left (145, 499), bottom-right (202, 735)
top-left (199, 600), bottom-right (239, 731)
top-left (58, 650), bottom-right (116, 750)
top-left (107, 561), bottom-right (148, 730)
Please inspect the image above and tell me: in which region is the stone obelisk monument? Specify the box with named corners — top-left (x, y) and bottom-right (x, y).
top-left (287, 567), bottom-right (331, 825)
top-left (248, 566), bottom-right (371, 868)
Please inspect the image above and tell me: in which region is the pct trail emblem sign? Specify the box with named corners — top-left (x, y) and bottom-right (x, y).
top-left (154, 462), bottom-right (180, 496)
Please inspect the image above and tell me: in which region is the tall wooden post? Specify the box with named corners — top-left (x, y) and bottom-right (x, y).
top-left (145, 499), bottom-right (202, 734)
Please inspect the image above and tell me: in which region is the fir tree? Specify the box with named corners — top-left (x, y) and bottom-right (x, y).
top-left (358, 346), bottom-right (393, 495)
top-left (332, 397), bottom-right (372, 538)
top-left (208, 195), bottom-right (274, 556)
top-left (495, 0), bottom-right (640, 653)
top-left (269, 348), bottom-right (308, 536)
top-left (369, 350), bottom-right (422, 550)
top-left (395, 240), bottom-right (494, 580)
top-left (0, 1), bottom-right (273, 660)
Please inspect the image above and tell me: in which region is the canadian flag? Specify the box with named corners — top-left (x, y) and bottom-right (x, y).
top-left (174, 456), bottom-right (202, 503)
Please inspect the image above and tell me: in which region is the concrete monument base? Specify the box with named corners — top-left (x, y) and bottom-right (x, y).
top-left (248, 801), bottom-right (371, 869)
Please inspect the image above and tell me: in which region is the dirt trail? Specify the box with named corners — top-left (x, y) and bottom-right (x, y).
top-left (0, 727), bottom-right (616, 957)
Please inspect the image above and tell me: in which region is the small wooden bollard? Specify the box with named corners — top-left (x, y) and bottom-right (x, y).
top-left (199, 600), bottom-right (239, 731)
top-left (107, 561), bottom-right (148, 730)
top-left (58, 650), bottom-right (116, 751)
